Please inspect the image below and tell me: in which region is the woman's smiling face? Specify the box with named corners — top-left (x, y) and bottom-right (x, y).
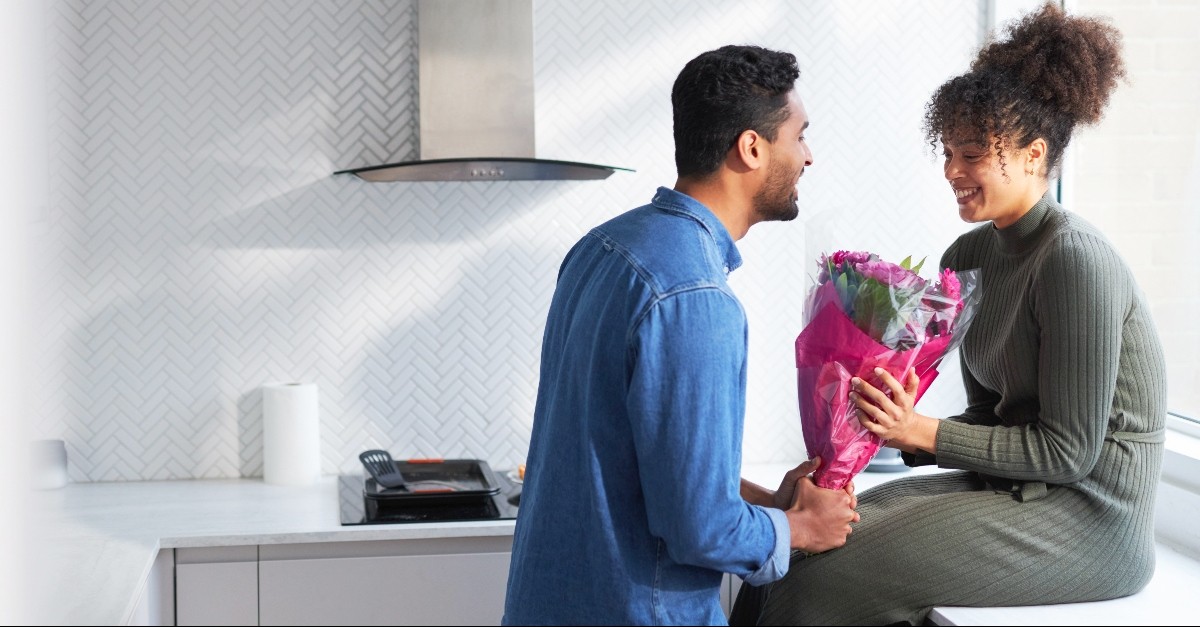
top-left (942, 136), bottom-right (1048, 229)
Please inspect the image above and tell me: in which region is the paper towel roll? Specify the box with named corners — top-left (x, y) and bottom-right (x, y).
top-left (262, 382), bottom-right (321, 487)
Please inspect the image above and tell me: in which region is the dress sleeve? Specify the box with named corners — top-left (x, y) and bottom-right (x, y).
top-left (904, 241), bottom-right (1002, 467)
top-left (626, 287), bottom-right (786, 583)
top-left (952, 356), bottom-right (1004, 426)
top-left (932, 234), bottom-right (1130, 483)
top-left (903, 354), bottom-right (1001, 466)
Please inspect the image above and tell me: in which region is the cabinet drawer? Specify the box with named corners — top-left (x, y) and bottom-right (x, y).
top-left (175, 546), bottom-right (258, 626)
top-left (259, 537), bottom-right (512, 626)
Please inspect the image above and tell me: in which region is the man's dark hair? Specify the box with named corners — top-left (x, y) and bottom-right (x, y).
top-left (671, 45), bottom-right (800, 178)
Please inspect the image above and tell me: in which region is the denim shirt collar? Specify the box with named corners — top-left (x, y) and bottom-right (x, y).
top-left (650, 186), bottom-right (743, 274)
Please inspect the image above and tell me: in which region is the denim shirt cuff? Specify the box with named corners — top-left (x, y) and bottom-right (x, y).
top-left (741, 506), bottom-right (790, 586)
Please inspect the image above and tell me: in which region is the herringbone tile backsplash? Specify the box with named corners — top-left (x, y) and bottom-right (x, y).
top-left (33, 0), bottom-right (985, 481)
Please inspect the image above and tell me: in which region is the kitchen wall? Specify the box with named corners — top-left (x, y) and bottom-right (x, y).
top-left (32, 0), bottom-right (985, 481)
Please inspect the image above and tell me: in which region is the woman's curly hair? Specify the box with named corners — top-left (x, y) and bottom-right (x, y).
top-left (923, 2), bottom-right (1126, 178)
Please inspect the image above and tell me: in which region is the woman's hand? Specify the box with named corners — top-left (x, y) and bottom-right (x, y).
top-left (851, 367), bottom-right (939, 453)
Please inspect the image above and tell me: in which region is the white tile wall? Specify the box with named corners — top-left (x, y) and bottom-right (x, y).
top-left (1073, 0), bottom-right (1200, 419)
top-left (33, 0), bottom-right (985, 481)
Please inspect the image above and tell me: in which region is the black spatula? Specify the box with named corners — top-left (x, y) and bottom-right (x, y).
top-left (359, 449), bottom-right (408, 489)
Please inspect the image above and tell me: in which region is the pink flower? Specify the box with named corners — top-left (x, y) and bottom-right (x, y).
top-left (817, 253), bottom-right (831, 283)
top-left (854, 259), bottom-right (924, 290)
top-left (819, 251), bottom-right (873, 283)
top-left (832, 250), bottom-right (873, 266)
top-left (938, 268), bottom-right (961, 301)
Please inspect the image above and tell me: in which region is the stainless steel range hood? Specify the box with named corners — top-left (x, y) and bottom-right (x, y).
top-left (335, 0), bottom-right (632, 182)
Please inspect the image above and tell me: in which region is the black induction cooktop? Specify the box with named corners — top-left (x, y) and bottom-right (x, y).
top-left (338, 469), bottom-right (521, 525)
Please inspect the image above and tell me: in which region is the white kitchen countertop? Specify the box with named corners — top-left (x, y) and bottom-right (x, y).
top-left (24, 464), bottom-right (928, 626)
top-left (27, 463), bottom-right (1197, 626)
top-left (25, 474), bottom-right (518, 625)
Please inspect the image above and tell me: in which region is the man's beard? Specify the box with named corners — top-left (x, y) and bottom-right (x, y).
top-left (753, 159), bottom-right (799, 222)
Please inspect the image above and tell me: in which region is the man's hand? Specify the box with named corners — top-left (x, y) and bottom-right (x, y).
top-left (772, 457), bottom-right (857, 511)
top-left (742, 457), bottom-right (858, 516)
top-left (770, 458), bottom-right (820, 510)
top-left (783, 469), bottom-right (859, 554)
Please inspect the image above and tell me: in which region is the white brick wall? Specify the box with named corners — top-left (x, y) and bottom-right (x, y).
top-left (1073, 0), bottom-right (1200, 418)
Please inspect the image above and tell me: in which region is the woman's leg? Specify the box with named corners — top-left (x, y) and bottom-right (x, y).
top-left (736, 470), bottom-right (1143, 626)
top-left (731, 471), bottom-right (986, 625)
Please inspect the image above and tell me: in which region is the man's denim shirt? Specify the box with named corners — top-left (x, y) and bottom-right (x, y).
top-left (503, 188), bottom-right (789, 626)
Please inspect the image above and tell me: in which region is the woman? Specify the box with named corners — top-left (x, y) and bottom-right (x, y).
top-left (731, 4), bottom-right (1167, 625)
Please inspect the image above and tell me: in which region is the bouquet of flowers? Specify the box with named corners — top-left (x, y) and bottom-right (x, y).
top-left (795, 250), bottom-right (980, 489)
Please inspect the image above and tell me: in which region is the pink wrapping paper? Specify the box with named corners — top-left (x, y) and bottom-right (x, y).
top-left (796, 282), bottom-right (957, 490)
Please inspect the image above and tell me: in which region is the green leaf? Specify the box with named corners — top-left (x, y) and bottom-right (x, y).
top-left (911, 256), bottom-right (926, 275)
top-left (851, 278), bottom-right (900, 344)
top-left (835, 272), bottom-right (850, 311)
top-left (899, 255), bottom-right (912, 270)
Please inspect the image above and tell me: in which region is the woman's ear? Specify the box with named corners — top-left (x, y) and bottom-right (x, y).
top-left (1026, 137), bottom-right (1047, 176)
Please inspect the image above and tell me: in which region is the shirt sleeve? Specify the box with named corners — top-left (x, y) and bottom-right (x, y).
top-left (933, 234), bottom-right (1130, 483)
top-left (626, 287), bottom-right (786, 582)
top-left (743, 507), bottom-right (791, 585)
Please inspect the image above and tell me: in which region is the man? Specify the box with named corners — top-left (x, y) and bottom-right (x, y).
top-left (502, 45), bottom-right (858, 626)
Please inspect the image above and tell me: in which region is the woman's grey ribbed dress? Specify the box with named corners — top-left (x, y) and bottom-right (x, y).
top-left (732, 192), bottom-right (1168, 626)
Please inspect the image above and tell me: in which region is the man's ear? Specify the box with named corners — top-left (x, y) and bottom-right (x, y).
top-left (732, 129), bottom-right (766, 172)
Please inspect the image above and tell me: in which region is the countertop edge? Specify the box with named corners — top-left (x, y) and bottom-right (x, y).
top-left (157, 520), bottom-right (519, 549)
top-left (118, 537), bottom-right (163, 627)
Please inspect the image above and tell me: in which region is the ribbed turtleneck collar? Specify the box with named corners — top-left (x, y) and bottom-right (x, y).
top-left (993, 191), bottom-right (1058, 255)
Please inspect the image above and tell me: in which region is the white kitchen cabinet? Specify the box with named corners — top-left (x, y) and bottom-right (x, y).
top-left (175, 545), bottom-right (259, 626)
top-left (258, 535), bottom-right (513, 626)
top-left (127, 550), bottom-right (175, 626)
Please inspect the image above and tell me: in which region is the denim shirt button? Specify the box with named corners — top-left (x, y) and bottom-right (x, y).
top-left (723, 264), bottom-right (730, 274)
top-left (604, 243), bottom-right (613, 251)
